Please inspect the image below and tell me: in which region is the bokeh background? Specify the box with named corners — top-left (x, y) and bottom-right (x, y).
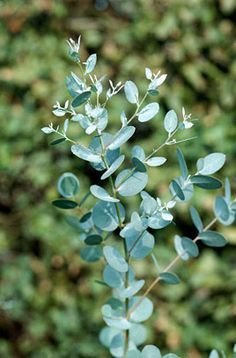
top-left (0, 0), bottom-right (236, 357)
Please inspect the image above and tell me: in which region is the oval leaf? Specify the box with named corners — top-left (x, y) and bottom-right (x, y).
top-left (197, 153), bottom-right (226, 175)
top-left (159, 272), bottom-right (180, 285)
top-left (103, 246), bottom-right (128, 273)
top-left (85, 53), bottom-right (97, 74)
top-left (145, 157), bottom-right (166, 167)
top-left (199, 231), bottom-right (227, 247)
top-left (190, 206), bottom-right (203, 232)
top-left (71, 91), bottom-right (91, 107)
top-left (164, 110), bottom-right (178, 134)
top-left (71, 144), bottom-right (102, 163)
top-left (191, 175), bottom-right (222, 189)
top-left (101, 155), bottom-right (125, 180)
top-left (115, 169), bottom-right (148, 197)
top-left (52, 199), bottom-right (78, 209)
top-left (138, 103), bottom-right (159, 122)
top-left (124, 80), bottom-right (139, 104)
top-left (92, 201), bottom-right (125, 232)
top-left (57, 172), bottom-right (80, 198)
top-left (90, 185), bottom-right (119, 202)
top-left (106, 126), bottom-right (136, 150)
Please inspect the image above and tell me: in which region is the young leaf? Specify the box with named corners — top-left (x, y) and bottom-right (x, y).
top-left (71, 144), bottom-right (102, 163)
top-left (190, 206), bottom-right (203, 232)
top-left (106, 126), bottom-right (135, 150)
top-left (164, 110), bottom-right (178, 134)
top-left (138, 103), bottom-right (159, 122)
top-left (177, 148), bottom-right (188, 179)
top-left (71, 91), bottom-right (91, 107)
top-left (90, 185), bottom-right (119, 202)
top-left (124, 81), bottom-right (139, 104)
top-left (159, 272), bottom-right (180, 285)
top-left (85, 53), bottom-right (97, 74)
top-left (57, 172), bottom-right (80, 198)
top-left (191, 175), bottom-right (222, 189)
top-left (197, 153), bottom-right (226, 175)
top-left (101, 155), bottom-right (125, 180)
top-left (52, 199), bottom-right (78, 209)
top-left (103, 246), bottom-right (128, 273)
top-left (145, 157), bottom-right (166, 167)
top-left (41, 127), bottom-right (54, 134)
top-left (199, 231), bottom-right (227, 247)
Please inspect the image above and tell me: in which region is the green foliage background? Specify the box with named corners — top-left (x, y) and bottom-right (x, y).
top-left (0, 0), bottom-right (235, 356)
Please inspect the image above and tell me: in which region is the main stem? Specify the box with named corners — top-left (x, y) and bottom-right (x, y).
top-left (127, 217), bottom-right (217, 320)
top-left (98, 133), bottom-right (129, 355)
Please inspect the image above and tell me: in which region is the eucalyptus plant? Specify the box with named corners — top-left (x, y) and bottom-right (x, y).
top-left (42, 37), bottom-right (236, 357)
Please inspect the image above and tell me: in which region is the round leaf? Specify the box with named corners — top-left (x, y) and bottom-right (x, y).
top-left (57, 172), bottom-right (80, 198)
top-left (85, 234), bottom-right (103, 245)
top-left (129, 296), bottom-right (153, 323)
top-left (103, 246), bottom-right (128, 273)
top-left (115, 170), bottom-right (148, 197)
top-left (80, 246), bottom-right (103, 262)
top-left (141, 345), bottom-right (162, 358)
top-left (92, 201), bottom-right (125, 232)
top-left (103, 265), bottom-right (124, 288)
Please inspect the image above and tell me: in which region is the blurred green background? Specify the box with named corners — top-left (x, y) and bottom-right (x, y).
top-left (0, 0), bottom-right (236, 357)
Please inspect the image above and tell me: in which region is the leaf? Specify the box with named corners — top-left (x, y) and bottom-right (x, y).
top-left (132, 157), bottom-right (146, 172)
top-left (124, 81), bottom-right (139, 104)
top-left (122, 228), bottom-right (154, 259)
top-left (224, 177), bottom-right (231, 203)
top-left (52, 199), bottom-right (78, 209)
top-left (174, 235), bottom-right (199, 260)
top-left (101, 155), bottom-right (125, 180)
top-left (103, 265), bottom-right (124, 288)
top-left (84, 234), bottom-right (103, 245)
top-left (145, 67), bottom-right (152, 80)
top-left (209, 350), bottom-right (220, 358)
top-left (106, 126), bottom-right (136, 150)
top-left (103, 246), bottom-right (128, 273)
top-left (177, 148), bottom-right (188, 179)
top-left (149, 74), bottom-right (167, 89)
top-left (129, 323), bottom-right (147, 346)
top-left (197, 153), bottom-right (226, 175)
top-left (110, 333), bottom-right (125, 357)
top-left (50, 138), bottom-right (66, 145)
top-left (190, 206), bottom-right (203, 232)
top-left (90, 185), bottom-right (119, 202)
top-left (92, 201), bottom-right (125, 232)
top-left (191, 175), bottom-right (222, 189)
top-left (41, 127), bottom-right (54, 134)
top-left (132, 145), bottom-right (146, 161)
top-left (115, 169), bottom-right (148, 197)
top-left (169, 177), bottom-right (194, 202)
top-left (141, 345), bottom-right (162, 358)
top-left (138, 103), bottom-right (159, 122)
top-left (214, 196), bottom-right (230, 224)
top-left (199, 231), bottom-right (227, 247)
top-left (71, 91), bottom-right (91, 107)
top-left (148, 213), bottom-right (171, 229)
top-left (57, 172), bottom-right (80, 198)
top-left (159, 272), bottom-right (180, 285)
top-left (145, 157), bottom-right (166, 167)
top-left (80, 246), bottom-right (103, 262)
top-left (171, 180), bottom-right (185, 200)
top-left (99, 327), bottom-right (120, 349)
top-left (117, 279), bottom-right (145, 299)
top-left (129, 296), bottom-right (153, 323)
top-left (164, 110), bottom-right (178, 134)
top-left (71, 144), bottom-right (102, 163)
top-left (85, 53), bottom-right (97, 74)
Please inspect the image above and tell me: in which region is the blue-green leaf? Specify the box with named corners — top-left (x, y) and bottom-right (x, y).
top-left (71, 144), bottom-right (102, 163)
top-left (90, 185), bottom-right (119, 202)
top-left (191, 175), bottom-right (222, 189)
top-left (132, 145), bottom-right (146, 161)
top-left (209, 350), bottom-right (220, 358)
top-left (115, 170), bottom-right (148, 197)
top-left (129, 296), bottom-right (153, 323)
top-left (57, 172), bottom-right (80, 198)
top-left (170, 180), bottom-right (185, 200)
top-left (92, 201), bottom-right (125, 232)
top-left (99, 327), bottom-right (120, 349)
top-left (145, 157), bottom-right (166, 167)
top-left (148, 213), bottom-right (171, 229)
top-left (214, 196), bottom-right (231, 224)
top-left (80, 246), bottom-right (103, 262)
top-left (52, 199), bottom-right (78, 209)
top-left (197, 153), bottom-right (226, 175)
top-left (141, 345), bottom-right (162, 358)
top-left (50, 138), bottom-right (66, 145)
top-left (117, 280), bottom-right (145, 299)
top-left (103, 265), bottom-right (124, 288)
top-left (130, 323), bottom-right (147, 346)
top-left (177, 148), bottom-right (188, 179)
top-left (199, 231), bottom-right (227, 247)
top-left (164, 110), bottom-right (178, 134)
top-left (138, 103), bottom-right (159, 122)
top-left (71, 91), bottom-right (91, 107)
top-left (174, 235), bottom-right (199, 260)
top-left (106, 126), bottom-right (136, 150)
top-left (122, 228), bottom-right (154, 259)
top-left (124, 80), bottom-right (139, 104)
top-left (103, 246), bottom-right (128, 272)
top-left (169, 177), bottom-right (194, 202)
top-left (101, 155), bottom-right (125, 180)
top-left (160, 272), bottom-right (180, 285)
top-left (85, 54), bottom-right (97, 74)
top-left (85, 234), bottom-right (103, 245)
top-left (132, 157), bottom-right (146, 172)
top-left (110, 333), bottom-right (125, 358)
top-left (190, 206), bottom-right (203, 232)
